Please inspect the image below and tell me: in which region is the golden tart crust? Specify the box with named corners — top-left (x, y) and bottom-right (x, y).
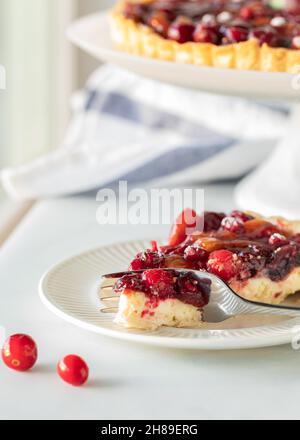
top-left (110, 0), bottom-right (300, 73)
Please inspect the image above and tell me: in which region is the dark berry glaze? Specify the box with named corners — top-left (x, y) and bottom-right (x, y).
top-left (114, 269), bottom-right (211, 308)
top-left (122, 0), bottom-right (300, 49)
top-left (128, 211), bottom-right (300, 284)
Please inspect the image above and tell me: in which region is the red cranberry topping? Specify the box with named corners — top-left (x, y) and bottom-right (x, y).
top-left (249, 26), bottom-right (278, 46)
top-left (176, 272), bottom-right (211, 308)
top-left (167, 17), bottom-right (196, 43)
top-left (269, 233), bottom-right (288, 246)
top-left (129, 250), bottom-right (165, 271)
top-left (184, 245), bottom-right (209, 262)
top-left (221, 216), bottom-right (245, 234)
top-left (123, 0), bottom-right (300, 49)
top-left (142, 269), bottom-right (175, 296)
top-left (193, 23), bottom-right (220, 43)
top-left (114, 269), bottom-right (211, 308)
top-left (230, 210), bottom-right (254, 222)
top-left (204, 211), bottom-right (226, 231)
top-left (207, 250), bottom-right (238, 282)
top-left (239, 6), bottom-right (255, 20)
top-left (224, 26), bottom-right (249, 43)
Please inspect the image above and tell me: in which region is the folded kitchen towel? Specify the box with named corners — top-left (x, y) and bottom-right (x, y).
top-left (1, 64), bottom-right (290, 200)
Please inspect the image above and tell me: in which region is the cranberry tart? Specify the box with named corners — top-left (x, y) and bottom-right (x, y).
top-left (114, 269), bottom-right (211, 330)
top-left (127, 210), bottom-right (300, 306)
top-left (110, 0), bottom-right (300, 72)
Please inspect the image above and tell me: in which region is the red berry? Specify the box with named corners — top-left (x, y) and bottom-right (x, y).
top-left (168, 18), bottom-right (195, 43)
top-left (230, 210), bottom-right (254, 223)
top-left (207, 250), bottom-right (237, 282)
top-left (239, 6), bottom-right (254, 20)
top-left (203, 212), bottom-right (225, 231)
top-left (269, 233), bottom-right (288, 246)
top-left (184, 245), bottom-right (208, 262)
top-left (225, 26), bottom-right (249, 43)
top-left (249, 27), bottom-right (278, 46)
top-left (57, 355), bottom-right (89, 387)
top-left (221, 216), bottom-right (245, 234)
top-left (142, 269), bottom-right (175, 296)
top-left (129, 258), bottom-right (144, 271)
top-left (193, 24), bottom-right (219, 43)
top-left (2, 334), bottom-right (38, 372)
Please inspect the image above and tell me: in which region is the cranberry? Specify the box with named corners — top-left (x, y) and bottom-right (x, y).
top-left (267, 245), bottom-right (297, 281)
top-left (129, 251), bottom-right (165, 270)
top-left (167, 17), bottom-right (195, 43)
top-left (130, 258), bottom-right (144, 271)
top-left (143, 269), bottom-right (175, 296)
top-left (286, 0), bottom-right (300, 15)
top-left (184, 245), bottom-right (208, 262)
top-left (114, 274), bottom-right (143, 293)
top-left (207, 250), bottom-right (238, 282)
top-left (57, 355), bottom-right (89, 387)
top-left (239, 6), bottom-right (255, 20)
top-left (2, 334), bottom-right (38, 372)
top-left (230, 210), bottom-right (254, 223)
top-left (225, 26), bottom-right (249, 43)
top-left (193, 23), bottom-right (219, 43)
top-left (203, 212), bottom-right (226, 231)
top-left (221, 216), bottom-right (245, 234)
top-left (176, 273), bottom-right (210, 308)
top-left (148, 11), bottom-right (170, 36)
top-left (249, 27), bottom-right (278, 46)
top-left (269, 233), bottom-right (288, 246)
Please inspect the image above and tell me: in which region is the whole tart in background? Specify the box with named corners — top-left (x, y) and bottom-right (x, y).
top-left (110, 0), bottom-right (300, 72)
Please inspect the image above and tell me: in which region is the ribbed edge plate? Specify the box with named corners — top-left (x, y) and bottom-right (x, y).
top-left (39, 240), bottom-right (300, 350)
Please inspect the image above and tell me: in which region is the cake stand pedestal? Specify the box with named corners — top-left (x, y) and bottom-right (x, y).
top-left (68, 12), bottom-right (300, 218)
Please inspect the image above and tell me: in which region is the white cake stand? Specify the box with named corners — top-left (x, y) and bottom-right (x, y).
top-left (68, 12), bottom-right (300, 218)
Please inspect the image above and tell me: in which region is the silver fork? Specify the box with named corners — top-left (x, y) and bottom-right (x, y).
top-left (99, 269), bottom-right (300, 323)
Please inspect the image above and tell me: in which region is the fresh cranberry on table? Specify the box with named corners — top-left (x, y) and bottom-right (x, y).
top-left (249, 27), bottom-right (278, 46)
top-left (167, 17), bottom-right (196, 43)
top-left (2, 334), bottom-right (38, 372)
top-left (224, 26), bottom-right (249, 43)
top-left (207, 250), bottom-right (238, 282)
top-left (57, 355), bottom-right (89, 387)
top-left (193, 23), bottom-right (220, 43)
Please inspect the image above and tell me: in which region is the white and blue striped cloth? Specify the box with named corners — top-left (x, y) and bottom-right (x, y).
top-left (1, 65), bottom-right (290, 199)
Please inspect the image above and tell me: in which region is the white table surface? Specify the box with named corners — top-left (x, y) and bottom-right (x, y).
top-left (1, 183), bottom-right (300, 421)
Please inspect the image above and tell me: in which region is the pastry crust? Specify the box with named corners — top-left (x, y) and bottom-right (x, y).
top-left (110, 1), bottom-right (300, 73)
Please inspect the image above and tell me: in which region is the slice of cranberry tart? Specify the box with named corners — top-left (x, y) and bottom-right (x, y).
top-left (113, 269), bottom-right (211, 330)
top-left (128, 210), bottom-right (300, 306)
top-left (110, 0), bottom-right (300, 72)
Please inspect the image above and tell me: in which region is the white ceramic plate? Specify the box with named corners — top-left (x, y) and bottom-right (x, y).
top-left (39, 240), bottom-right (300, 350)
top-left (67, 11), bottom-right (298, 101)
